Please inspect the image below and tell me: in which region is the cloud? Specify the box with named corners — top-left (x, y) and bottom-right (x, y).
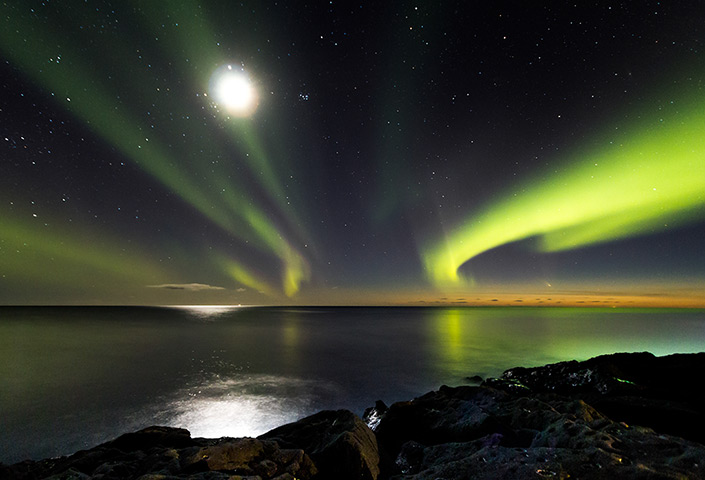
top-left (147, 283), bottom-right (226, 291)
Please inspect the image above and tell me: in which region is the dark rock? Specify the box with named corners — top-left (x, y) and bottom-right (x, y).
top-left (482, 376), bottom-right (532, 393)
top-left (137, 448), bottom-right (182, 476)
top-left (42, 467), bottom-right (91, 479)
top-left (1, 429), bottom-right (316, 480)
top-left (257, 458), bottom-right (279, 477)
top-left (25, 446), bottom-right (135, 480)
top-left (499, 351), bottom-right (705, 443)
top-left (182, 437), bottom-right (266, 473)
top-left (180, 437), bottom-right (316, 479)
top-left (394, 441), bottom-right (425, 474)
top-left (90, 459), bottom-right (136, 477)
top-left (105, 425), bottom-right (195, 452)
top-left (374, 385), bottom-right (516, 456)
top-left (381, 384), bottom-right (705, 479)
top-left (260, 409), bottom-right (380, 480)
top-left (389, 436), bottom-right (705, 480)
top-left (271, 474), bottom-right (296, 480)
top-left (465, 375), bottom-right (484, 385)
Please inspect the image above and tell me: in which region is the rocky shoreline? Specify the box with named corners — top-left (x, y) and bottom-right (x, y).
top-left (3, 352), bottom-right (705, 479)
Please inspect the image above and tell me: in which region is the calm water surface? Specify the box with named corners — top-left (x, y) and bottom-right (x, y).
top-left (1, 306), bottom-right (703, 463)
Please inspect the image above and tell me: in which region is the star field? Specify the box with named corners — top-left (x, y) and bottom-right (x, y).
top-left (1, 1), bottom-right (704, 305)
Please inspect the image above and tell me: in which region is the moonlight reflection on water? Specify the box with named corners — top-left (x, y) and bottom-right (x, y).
top-left (165, 305), bottom-right (246, 319)
top-left (161, 374), bottom-right (333, 439)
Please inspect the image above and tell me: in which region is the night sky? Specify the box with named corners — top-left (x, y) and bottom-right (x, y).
top-left (2, 1), bottom-right (704, 306)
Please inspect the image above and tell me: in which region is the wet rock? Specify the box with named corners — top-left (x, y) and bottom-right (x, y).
top-left (260, 409), bottom-right (380, 480)
top-left (363, 400), bottom-right (389, 431)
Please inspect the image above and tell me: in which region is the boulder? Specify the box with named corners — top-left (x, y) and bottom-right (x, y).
top-left (105, 425), bottom-right (195, 452)
top-left (374, 386), bottom-right (517, 455)
top-left (260, 409), bottom-right (380, 480)
top-left (180, 437), bottom-right (316, 479)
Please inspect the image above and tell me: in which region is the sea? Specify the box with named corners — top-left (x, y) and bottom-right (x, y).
top-left (1, 306), bottom-right (704, 464)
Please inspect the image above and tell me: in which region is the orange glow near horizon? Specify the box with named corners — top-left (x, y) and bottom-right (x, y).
top-left (290, 281), bottom-right (705, 308)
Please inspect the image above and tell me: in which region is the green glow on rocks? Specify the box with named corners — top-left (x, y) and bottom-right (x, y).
top-left (423, 95), bottom-right (705, 287)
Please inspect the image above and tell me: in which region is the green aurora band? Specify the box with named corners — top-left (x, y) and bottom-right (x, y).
top-left (423, 94), bottom-right (705, 287)
top-left (2, 214), bottom-right (169, 295)
top-left (0, 2), bottom-right (310, 297)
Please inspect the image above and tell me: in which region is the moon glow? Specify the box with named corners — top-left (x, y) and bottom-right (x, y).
top-left (209, 65), bottom-right (258, 117)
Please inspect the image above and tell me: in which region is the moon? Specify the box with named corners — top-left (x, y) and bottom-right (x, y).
top-left (209, 65), bottom-right (258, 117)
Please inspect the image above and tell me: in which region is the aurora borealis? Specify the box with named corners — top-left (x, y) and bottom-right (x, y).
top-left (423, 92), bottom-right (705, 287)
top-left (1, 1), bottom-right (704, 306)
